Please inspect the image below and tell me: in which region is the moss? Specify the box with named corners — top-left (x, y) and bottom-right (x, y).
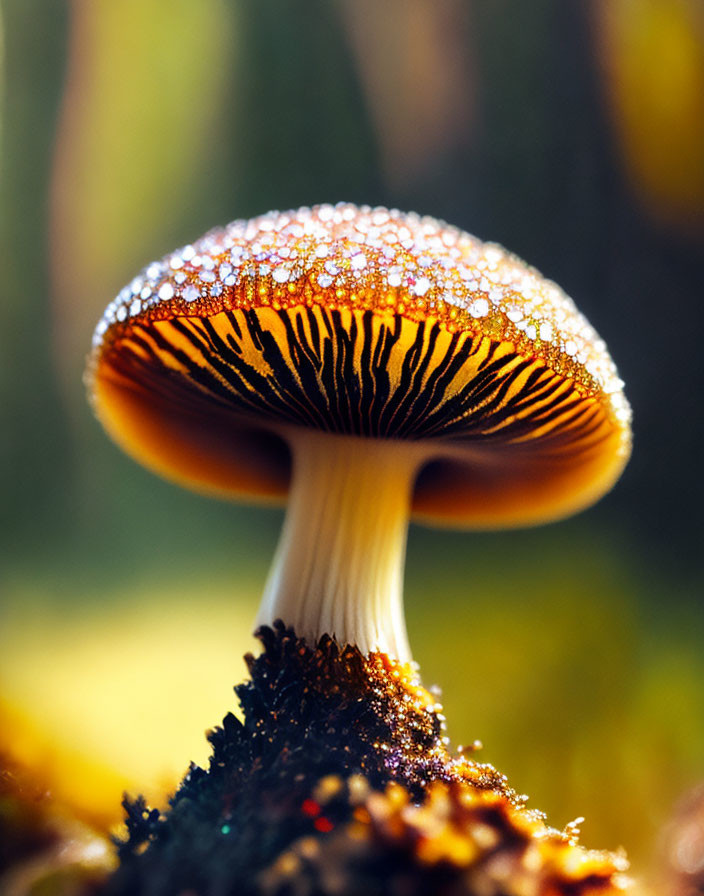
top-left (104, 622), bottom-right (631, 895)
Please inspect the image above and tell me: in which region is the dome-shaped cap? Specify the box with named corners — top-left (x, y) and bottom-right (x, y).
top-left (88, 203), bottom-right (631, 527)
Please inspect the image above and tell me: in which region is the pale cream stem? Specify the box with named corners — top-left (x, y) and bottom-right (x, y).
top-left (256, 429), bottom-right (427, 662)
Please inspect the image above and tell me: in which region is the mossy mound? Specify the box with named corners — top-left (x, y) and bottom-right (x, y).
top-left (105, 622), bottom-right (632, 895)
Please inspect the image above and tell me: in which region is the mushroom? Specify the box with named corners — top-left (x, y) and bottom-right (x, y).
top-left (87, 203), bottom-right (631, 663)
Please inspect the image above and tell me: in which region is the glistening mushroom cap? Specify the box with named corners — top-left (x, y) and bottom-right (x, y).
top-left (88, 203), bottom-right (631, 528)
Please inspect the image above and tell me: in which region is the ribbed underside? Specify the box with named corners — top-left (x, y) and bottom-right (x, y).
top-left (94, 305), bottom-right (622, 524)
top-left (101, 304), bottom-right (611, 442)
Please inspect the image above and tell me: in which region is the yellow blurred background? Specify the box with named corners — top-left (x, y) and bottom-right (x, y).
top-left (1, 0), bottom-right (703, 874)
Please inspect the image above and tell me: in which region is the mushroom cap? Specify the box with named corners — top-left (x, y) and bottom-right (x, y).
top-left (88, 203), bottom-right (631, 527)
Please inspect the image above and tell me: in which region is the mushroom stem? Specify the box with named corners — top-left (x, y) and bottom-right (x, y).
top-left (257, 430), bottom-right (425, 663)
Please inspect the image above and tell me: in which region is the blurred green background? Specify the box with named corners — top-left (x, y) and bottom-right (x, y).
top-left (1, 0), bottom-right (703, 871)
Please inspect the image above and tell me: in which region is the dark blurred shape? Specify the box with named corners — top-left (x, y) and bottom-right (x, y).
top-left (222, 0), bottom-right (380, 215)
top-left (0, 0), bottom-right (71, 542)
top-left (662, 783), bottom-right (704, 894)
top-left (0, 752), bottom-right (112, 895)
top-left (341, 0), bottom-right (476, 192)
